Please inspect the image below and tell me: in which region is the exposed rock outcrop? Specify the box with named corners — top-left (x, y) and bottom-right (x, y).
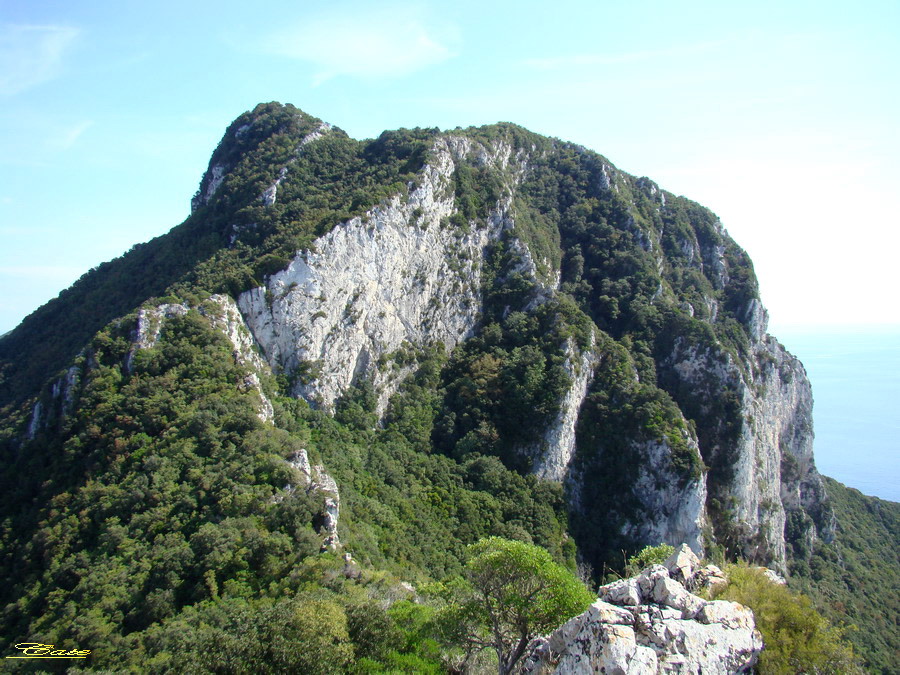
top-left (24, 363), bottom-right (80, 440)
top-left (124, 303), bottom-right (189, 373)
top-left (528, 335), bottom-right (598, 482)
top-left (660, 326), bottom-right (833, 571)
top-left (237, 136), bottom-right (517, 414)
top-left (522, 548), bottom-right (763, 674)
top-left (277, 448), bottom-right (342, 550)
top-left (616, 438), bottom-right (708, 556)
top-left (202, 295), bottom-right (275, 423)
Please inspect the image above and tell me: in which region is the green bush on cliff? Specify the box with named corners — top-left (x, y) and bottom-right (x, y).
top-left (715, 564), bottom-right (862, 674)
top-left (625, 543), bottom-right (675, 576)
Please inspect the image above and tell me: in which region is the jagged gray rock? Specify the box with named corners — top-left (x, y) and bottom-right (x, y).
top-left (277, 448), bottom-right (342, 550)
top-left (238, 136), bottom-right (520, 414)
top-left (686, 563), bottom-right (728, 595)
top-left (661, 329), bottom-right (833, 571)
top-left (663, 544), bottom-right (702, 584)
top-left (523, 554), bottom-right (763, 674)
top-left (528, 334), bottom-right (598, 482)
top-left (616, 438), bottom-right (708, 556)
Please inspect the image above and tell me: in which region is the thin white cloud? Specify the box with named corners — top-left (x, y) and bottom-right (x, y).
top-left (0, 24), bottom-right (80, 95)
top-left (267, 8), bottom-right (454, 83)
top-left (524, 40), bottom-right (725, 71)
top-left (49, 119), bottom-right (93, 150)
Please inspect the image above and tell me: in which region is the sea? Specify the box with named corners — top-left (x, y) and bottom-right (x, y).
top-left (774, 326), bottom-right (900, 503)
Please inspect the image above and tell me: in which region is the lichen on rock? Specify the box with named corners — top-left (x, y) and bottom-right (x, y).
top-left (522, 548), bottom-right (764, 674)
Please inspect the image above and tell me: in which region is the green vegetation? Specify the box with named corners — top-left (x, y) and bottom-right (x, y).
top-left (0, 309), bottom-right (572, 670)
top-left (437, 537), bottom-right (593, 675)
top-left (433, 247), bottom-right (580, 471)
top-left (715, 563), bottom-right (863, 674)
top-left (787, 478), bottom-right (900, 674)
top-left (624, 543), bottom-right (676, 577)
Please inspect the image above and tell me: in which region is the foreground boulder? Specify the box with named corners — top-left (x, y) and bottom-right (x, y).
top-left (521, 547), bottom-right (763, 674)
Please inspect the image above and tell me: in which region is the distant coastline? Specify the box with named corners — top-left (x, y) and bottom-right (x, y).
top-left (774, 325), bottom-right (900, 503)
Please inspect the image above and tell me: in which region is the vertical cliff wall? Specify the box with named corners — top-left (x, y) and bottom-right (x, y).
top-left (237, 137), bottom-right (509, 413)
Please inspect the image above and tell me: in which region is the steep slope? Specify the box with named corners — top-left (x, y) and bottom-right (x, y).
top-left (788, 478), bottom-right (900, 674)
top-left (0, 102), bottom-right (859, 668)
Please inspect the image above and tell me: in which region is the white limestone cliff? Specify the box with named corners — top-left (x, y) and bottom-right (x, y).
top-left (528, 335), bottom-right (598, 482)
top-left (618, 438), bottom-right (708, 556)
top-left (278, 448), bottom-right (342, 550)
top-left (662, 323), bottom-right (831, 570)
top-left (237, 136), bottom-right (518, 414)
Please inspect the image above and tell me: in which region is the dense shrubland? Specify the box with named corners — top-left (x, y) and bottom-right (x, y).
top-left (0, 311), bottom-right (574, 670)
top-left (787, 479), bottom-right (900, 674)
top-left (715, 564), bottom-right (863, 674)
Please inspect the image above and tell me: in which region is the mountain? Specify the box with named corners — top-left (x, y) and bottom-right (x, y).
top-left (0, 102), bottom-right (895, 672)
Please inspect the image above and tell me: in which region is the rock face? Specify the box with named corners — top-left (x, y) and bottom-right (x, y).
top-left (528, 335), bottom-right (598, 482)
top-left (617, 439), bottom-right (708, 556)
top-left (522, 547), bottom-right (763, 674)
top-left (660, 326), bottom-right (832, 570)
top-left (277, 448), bottom-right (342, 550)
top-left (237, 136), bottom-right (517, 414)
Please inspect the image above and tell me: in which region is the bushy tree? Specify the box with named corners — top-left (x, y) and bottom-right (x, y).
top-left (715, 564), bottom-right (863, 674)
top-left (440, 537), bottom-right (594, 675)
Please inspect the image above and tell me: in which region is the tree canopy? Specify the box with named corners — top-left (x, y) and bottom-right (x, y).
top-left (441, 536), bottom-right (594, 675)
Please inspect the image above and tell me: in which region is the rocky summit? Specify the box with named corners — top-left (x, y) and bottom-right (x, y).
top-left (522, 545), bottom-right (764, 674)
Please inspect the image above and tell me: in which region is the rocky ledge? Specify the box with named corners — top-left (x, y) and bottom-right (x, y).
top-left (521, 545), bottom-right (763, 674)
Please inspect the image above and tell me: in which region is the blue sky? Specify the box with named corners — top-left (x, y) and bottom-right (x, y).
top-left (2, 0), bottom-right (899, 336)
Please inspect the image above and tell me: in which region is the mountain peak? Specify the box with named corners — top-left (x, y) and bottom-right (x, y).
top-left (191, 102), bottom-right (335, 212)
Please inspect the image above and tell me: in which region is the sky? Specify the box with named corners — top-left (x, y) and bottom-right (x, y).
top-left (1, 0), bottom-right (899, 337)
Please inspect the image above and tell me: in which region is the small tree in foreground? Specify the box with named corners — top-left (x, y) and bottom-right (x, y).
top-left (440, 537), bottom-right (594, 675)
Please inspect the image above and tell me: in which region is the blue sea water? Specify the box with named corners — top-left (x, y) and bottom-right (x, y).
top-left (774, 326), bottom-right (900, 503)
